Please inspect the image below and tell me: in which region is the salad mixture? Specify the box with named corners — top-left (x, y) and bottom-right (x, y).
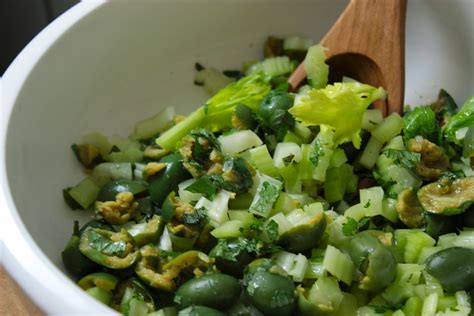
top-left (62, 35), bottom-right (474, 316)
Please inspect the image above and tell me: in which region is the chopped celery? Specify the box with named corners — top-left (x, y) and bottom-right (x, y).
top-left (305, 257), bottom-right (325, 279)
top-left (421, 292), bottom-right (438, 316)
top-left (210, 220), bottom-right (243, 238)
top-left (359, 136), bottom-right (383, 169)
top-left (218, 130), bottom-right (263, 155)
top-left (303, 202), bottom-right (324, 216)
top-left (129, 106), bottom-right (175, 140)
top-left (269, 212), bottom-right (292, 235)
top-left (294, 122), bottom-right (313, 143)
top-left (246, 56), bottom-right (294, 77)
top-left (395, 229), bottom-right (436, 263)
top-left (438, 296), bottom-right (458, 312)
top-left (322, 245), bottom-right (354, 285)
top-left (248, 145), bottom-right (279, 178)
top-left (403, 297), bottom-right (423, 316)
top-left (80, 132), bottom-right (112, 157)
top-left (283, 131), bottom-right (304, 145)
top-left (273, 192), bottom-right (301, 215)
top-left (228, 192), bottom-right (253, 209)
top-left (417, 246), bottom-right (444, 264)
top-left (382, 197), bottom-right (399, 223)
top-left (107, 147), bottom-right (143, 163)
top-left (311, 127), bottom-right (335, 182)
top-left (362, 109), bottom-right (384, 131)
top-left (249, 174), bottom-right (282, 217)
top-left (308, 276), bottom-right (344, 313)
top-left (91, 162), bottom-right (132, 186)
top-left (273, 142), bottom-right (303, 169)
top-left (303, 44), bottom-right (329, 89)
top-left (274, 251), bottom-right (308, 282)
top-left (336, 200), bottom-right (350, 214)
top-left (228, 210), bottom-right (254, 225)
top-left (371, 112), bottom-right (404, 144)
top-left (298, 144), bottom-right (314, 181)
top-left (283, 36), bottom-right (314, 51)
top-left (279, 164), bottom-right (302, 194)
top-left (437, 231), bottom-right (474, 249)
top-left (197, 190), bottom-right (232, 227)
top-left (194, 68), bottom-right (234, 95)
top-left (68, 177), bottom-right (100, 209)
top-left (332, 293), bottom-right (358, 316)
top-left (178, 179), bottom-right (202, 203)
top-left (329, 148), bottom-right (348, 167)
top-left (382, 278), bottom-right (415, 305)
top-left (344, 203), bottom-right (366, 221)
top-left (359, 186), bottom-right (384, 217)
top-left (324, 164), bottom-right (353, 203)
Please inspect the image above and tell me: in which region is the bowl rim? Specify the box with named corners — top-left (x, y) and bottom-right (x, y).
top-left (1, 1), bottom-right (117, 314)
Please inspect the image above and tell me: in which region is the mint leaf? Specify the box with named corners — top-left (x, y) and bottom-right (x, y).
top-left (382, 149), bottom-right (421, 169)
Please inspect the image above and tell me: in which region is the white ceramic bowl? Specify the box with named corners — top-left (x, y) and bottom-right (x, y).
top-left (1, 0), bottom-right (473, 314)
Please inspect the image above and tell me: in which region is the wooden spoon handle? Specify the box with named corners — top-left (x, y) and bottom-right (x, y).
top-left (322, 0), bottom-right (407, 114)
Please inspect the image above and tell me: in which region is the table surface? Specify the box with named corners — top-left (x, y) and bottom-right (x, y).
top-left (0, 266), bottom-right (43, 315)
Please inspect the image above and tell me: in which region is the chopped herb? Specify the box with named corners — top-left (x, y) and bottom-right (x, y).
top-left (342, 217), bottom-right (371, 236)
top-left (310, 139), bottom-right (325, 166)
top-left (159, 250), bottom-right (182, 258)
top-left (181, 208), bottom-right (207, 225)
top-left (342, 217), bottom-right (358, 236)
top-left (382, 149), bottom-right (421, 169)
top-left (184, 176), bottom-right (217, 199)
top-left (88, 230), bottom-right (127, 257)
top-left (264, 220), bottom-right (279, 242)
top-left (249, 181), bottom-right (280, 216)
top-left (363, 199), bottom-right (371, 208)
top-left (212, 238), bottom-right (261, 262)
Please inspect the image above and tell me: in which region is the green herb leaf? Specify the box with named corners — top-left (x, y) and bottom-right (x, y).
top-left (181, 208), bottom-right (207, 225)
top-left (363, 199), bottom-right (371, 208)
top-left (88, 230), bottom-right (127, 257)
top-left (212, 238), bottom-right (260, 262)
top-left (309, 139), bottom-right (325, 166)
top-left (264, 220), bottom-right (279, 242)
top-left (382, 149), bottom-right (421, 169)
top-left (249, 181), bottom-right (280, 216)
top-left (342, 217), bottom-right (358, 236)
top-left (184, 176), bottom-right (217, 199)
top-left (402, 106), bottom-right (439, 143)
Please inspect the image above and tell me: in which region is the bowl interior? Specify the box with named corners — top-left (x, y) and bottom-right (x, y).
top-left (4, 0), bottom-right (474, 293)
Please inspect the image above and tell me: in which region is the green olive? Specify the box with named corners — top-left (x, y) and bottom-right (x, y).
top-left (178, 305), bottom-right (226, 316)
top-left (244, 271), bottom-right (296, 316)
top-left (278, 212), bottom-right (326, 252)
top-left (148, 153), bottom-right (191, 206)
top-left (423, 213), bottom-right (456, 238)
top-left (425, 247), bottom-right (474, 292)
top-left (97, 179), bottom-right (147, 202)
top-left (174, 273), bottom-right (241, 310)
top-left (209, 239), bottom-right (254, 278)
top-left (350, 231), bottom-right (396, 292)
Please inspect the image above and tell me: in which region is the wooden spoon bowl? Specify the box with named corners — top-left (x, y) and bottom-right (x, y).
top-left (289, 0), bottom-right (407, 116)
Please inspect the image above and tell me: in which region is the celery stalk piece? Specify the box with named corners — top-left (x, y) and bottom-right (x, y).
top-left (273, 192), bottom-right (301, 215)
top-left (403, 297), bottom-right (423, 316)
top-left (249, 174), bottom-right (283, 217)
top-left (329, 148), bottom-right (348, 167)
top-left (156, 72), bottom-right (271, 150)
top-left (362, 109), bottom-right (384, 131)
top-left (303, 44), bottom-right (329, 89)
top-left (382, 197), bottom-right (399, 223)
top-left (371, 112), bottom-right (403, 144)
top-left (268, 213), bottom-right (292, 235)
top-left (210, 220), bottom-right (243, 238)
top-left (129, 106), bottom-right (175, 140)
top-left (438, 230), bottom-right (474, 249)
top-left (359, 186), bottom-right (384, 217)
top-left (308, 276), bottom-right (344, 313)
top-left (178, 179), bottom-right (202, 203)
top-left (218, 130), bottom-right (263, 155)
top-left (68, 177), bottom-right (101, 209)
top-left (359, 136), bottom-right (383, 169)
top-left (249, 145), bottom-right (279, 178)
top-left (273, 142), bottom-right (303, 168)
top-left (421, 292), bottom-right (438, 316)
top-left (311, 126), bottom-right (335, 182)
top-left (322, 245), bottom-right (354, 285)
top-left (305, 257), bottom-right (326, 279)
top-left (80, 132), bottom-right (112, 157)
top-left (298, 144), bottom-right (314, 181)
top-left (156, 107), bottom-right (206, 151)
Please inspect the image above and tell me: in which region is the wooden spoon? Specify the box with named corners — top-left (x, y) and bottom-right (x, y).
top-left (288, 0), bottom-right (407, 115)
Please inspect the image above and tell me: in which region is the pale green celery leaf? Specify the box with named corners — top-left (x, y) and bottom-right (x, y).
top-left (289, 82), bottom-right (386, 148)
top-left (203, 71), bottom-right (271, 131)
top-left (303, 44), bottom-right (329, 89)
top-left (444, 95), bottom-right (474, 144)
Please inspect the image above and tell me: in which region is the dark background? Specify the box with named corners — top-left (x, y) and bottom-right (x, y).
top-left (1, 0), bottom-right (79, 76)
